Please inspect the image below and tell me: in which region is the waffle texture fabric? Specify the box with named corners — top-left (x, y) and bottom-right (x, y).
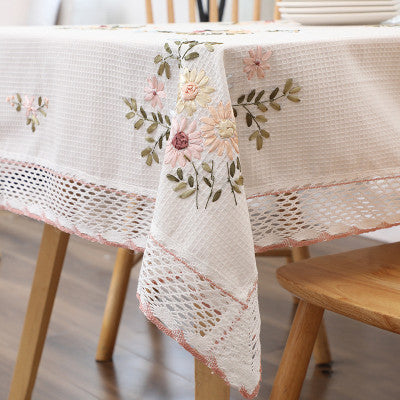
top-left (1, 22), bottom-right (400, 397)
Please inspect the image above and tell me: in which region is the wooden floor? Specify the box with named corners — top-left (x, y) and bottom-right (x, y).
top-left (0, 212), bottom-right (399, 400)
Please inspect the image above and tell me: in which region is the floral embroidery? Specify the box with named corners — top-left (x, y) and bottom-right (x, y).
top-left (165, 117), bottom-right (203, 168)
top-left (6, 94), bottom-right (48, 132)
top-left (176, 69), bottom-right (214, 116)
top-left (201, 102), bottom-right (239, 160)
top-left (123, 97), bottom-right (171, 166)
top-left (144, 76), bottom-right (166, 109)
top-left (243, 46), bottom-right (272, 80)
top-left (232, 79), bottom-right (301, 150)
top-left (154, 40), bottom-right (222, 79)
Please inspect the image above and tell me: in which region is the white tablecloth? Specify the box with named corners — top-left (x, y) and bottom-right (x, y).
top-left (1, 22), bottom-right (400, 397)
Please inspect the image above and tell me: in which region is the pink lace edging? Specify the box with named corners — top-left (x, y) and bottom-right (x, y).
top-left (0, 202), bottom-right (145, 253)
top-left (254, 220), bottom-right (400, 253)
top-left (137, 294), bottom-right (261, 399)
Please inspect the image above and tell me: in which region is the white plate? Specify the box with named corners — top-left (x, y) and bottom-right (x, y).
top-left (281, 11), bottom-right (397, 24)
top-left (280, 1), bottom-right (398, 6)
top-left (280, 5), bottom-right (398, 13)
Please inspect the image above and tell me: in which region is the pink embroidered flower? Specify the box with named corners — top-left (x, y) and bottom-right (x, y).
top-left (144, 76), bottom-right (166, 109)
top-left (164, 117), bottom-right (203, 167)
top-left (22, 95), bottom-right (37, 118)
top-left (201, 102), bottom-right (239, 160)
top-left (243, 46), bottom-right (272, 80)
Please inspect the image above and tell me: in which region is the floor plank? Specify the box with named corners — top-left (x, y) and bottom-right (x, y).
top-left (0, 211), bottom-right (399, 399)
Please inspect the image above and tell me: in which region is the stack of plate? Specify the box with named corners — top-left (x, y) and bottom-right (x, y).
top-left (279, 0), bottom-right (399, 25)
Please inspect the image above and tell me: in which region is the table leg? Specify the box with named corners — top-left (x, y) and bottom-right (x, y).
top-left (269, 301), bottom-right (324, 400)
top-left (195, 359), bottom-right (230, 400)
top-left (291, 247), bottom-right (332, 366)
top-left (8, 224), bottom-right (70, 400)
top-left (96, 248), bottom-right (141, 362)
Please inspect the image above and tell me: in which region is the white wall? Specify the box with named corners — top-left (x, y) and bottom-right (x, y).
top-left (60, 0), bottom-right (274, 25)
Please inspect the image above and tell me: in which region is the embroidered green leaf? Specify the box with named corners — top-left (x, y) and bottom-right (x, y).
top-left (174, 182), bottom-right (187, 191)
top-left (233, 185), bottom-right (241, 193)
top-left (289, 86), bottom-right (301, 94)
top-left (16, 104), bottom-right (21, 112)
top-left (175, 40), bottom-right (181, 45)
top-left (257, 103), bottom-right (268, 112)
top-left (237, 95), bottom-right (245, 104)
top-left (203, 177), bottom-right (212, 187)
top-left (146, 154), bottom-right (153, 166)
top-left (165, 115), bottom-right (171, 125)
top-left (154, 54), bottom-right (163, 63)
top-left (256, 135), bottom-right (263, 150)
top-left (153, 152), bottom-right (160, 163)
top-left (180, 189), bottom-right (196, 199)
top-left (287, 95), bottom-right (300, 102)
top-left (177, 168), bottom-right (183, 180)
top-left (204, 43), bottom-right (214, 52)
top-left (38, 109), bottom-right (47, 117)
top-left (188, 175), bottom-right (194, 187)
top-left (212, 189), bottom-right (222, 202)
top-left (247, 89), bottom-right (256, 102)
top-left (141, 147), bottom-right (152, 157)
top-left (38, 96), bottom-right (42, 106)
top-left (123, 97), bottom-right (132, 109)
top-left (165, 128), bottom-right (170, 140)
top-left (283, 78), bottom-right (293, 94)
top-left (16, 93), bottom-right (22, 103)
top-left (255, 115), bottom-right (267, 123)
top-left (229, 162), bottom-right (235, 177)
top-left (202, 162), bottom-right (212, 173)
top-left (147, 122), bottom-right (158, 133)
top-left (270, 87), bottom-right (279, 100)
top-left (235, 175), bottom-right (244, 186)
top-left (167, 174), bottom-right (179, 182)
top-left (255, 90), bottom-right (265, 103)
top-left (236, 157), bottom-right (241, 171)
top-left (270, 102), bottom-right (281, 111)
top-left (140, 106), bottom-right (147, 119)
top-left (145, 137), bottom-right (155, 143)
top-left (125, 112), bottom-right (135, 119)
top-left (164, 43), bottom-right (172, 54)
top-left (151, 112), bottom-right (157, 121)
top-left (131, 98), bottom-right (137, 111)
top-left (157, 112), bottom-right (163, 123)
top-left (158, 136), bottom-right (163, 149)
top-left (26, 118), bottom-right (31, 125)
top-left (249, 131), bottom-right (258, 141)
top-left (165, 62), bottom-right (171, 79)
top-left (246, 113), bottom-right (252, 127)
top-left (260, 129), bottom-right (270, 139)
top-left (158, 62), bottom-right (165, 76)
top-left (233, 107), bottom-right (237, 118)
top-left (134, 119), bottom-right (144, 129)
top-left (31, 124), bottom-right (36, 132)
top-left (184, 52), bottom-right (199, 61)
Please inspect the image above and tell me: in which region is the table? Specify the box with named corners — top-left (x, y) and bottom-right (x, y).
top-left (1, 21), bottom-right (400, 398)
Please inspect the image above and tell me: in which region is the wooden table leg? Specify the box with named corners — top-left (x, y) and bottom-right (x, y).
top-left (195, 359), bottom-right (230, 400)
top-left (269, 301), bottom-right (324, 400)
top-left (291, 247), bottom-right (332, 366)
top-left (96, 248), bottom-right (140, 362)
top-left (8, 224), bottom-right (70, 400)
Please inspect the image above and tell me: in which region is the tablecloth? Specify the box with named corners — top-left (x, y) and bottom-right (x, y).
top-left (1, 21), bottom-right (400, 397)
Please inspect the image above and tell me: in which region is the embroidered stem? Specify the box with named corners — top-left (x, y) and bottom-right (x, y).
top-left (191, 161), bottom-right (200, 209)
top-left (227, 162), bottom-right (237, 206)
top-left (205, 160), bottom-right (215, 209)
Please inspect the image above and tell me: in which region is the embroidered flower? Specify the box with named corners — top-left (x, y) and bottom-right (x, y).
top-left (243, 46), bottom-right (272, 80)
top-left (144, 76), bottom-right (166, 109)
top-left (201, 102), bottom-right (239, 160)
top-left (176, 68), bottom-right (214, 116)
top-left (6, 94), bottom-right (48, 132)
top-left (164, 117), bottom-right (203, 167)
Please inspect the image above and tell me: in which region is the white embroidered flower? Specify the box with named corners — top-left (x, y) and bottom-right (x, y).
top-left (176, 68), bottom-right (214, 116)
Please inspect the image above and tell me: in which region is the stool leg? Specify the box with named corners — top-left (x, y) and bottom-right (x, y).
top-left (195, 359), bottom-right (230, 400)
top-left (269, 301), bottom-right (324, 400)
top-left (96, 248), bottom-right (136, 362)
top-left (8, 224), bottom-right (70, 400)
top-left (291, 247), bottom-right (332, 365)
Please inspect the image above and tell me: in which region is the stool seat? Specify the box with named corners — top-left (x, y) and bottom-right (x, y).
top-left (277, 243), bottom-right (400, 334)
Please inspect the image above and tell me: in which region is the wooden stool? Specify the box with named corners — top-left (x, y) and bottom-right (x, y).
top-left (270, 242), bottom-right (400, 400)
